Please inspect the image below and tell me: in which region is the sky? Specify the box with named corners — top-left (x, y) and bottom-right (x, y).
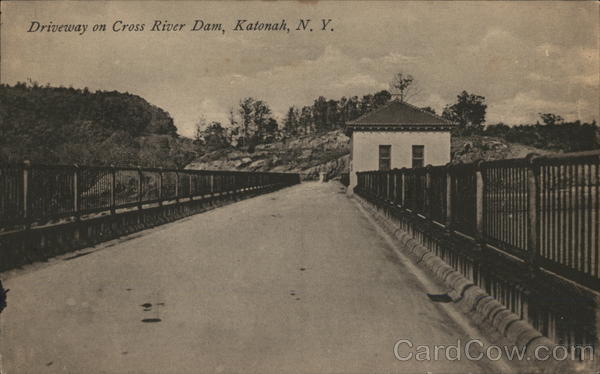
top-left (1, 1), bottom-right (598, 137)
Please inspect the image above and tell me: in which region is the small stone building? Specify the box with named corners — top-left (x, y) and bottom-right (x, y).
top-left (345, 100), bottom-right (455, 192)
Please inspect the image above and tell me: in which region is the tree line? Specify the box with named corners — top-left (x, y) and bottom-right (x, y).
top-left (439, 90), bottom-right (598, 152)
top-left (195, 90), bottom-right (393, 151)
top-left (1, 76), bottom-right (596, 169)
top-left (0, 82), bottom-right (196, 167)
top-left (196, 84), bottom-right (598, 154)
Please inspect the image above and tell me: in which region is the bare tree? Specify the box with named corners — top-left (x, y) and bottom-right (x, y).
top-left (389, 73), bottom-right (420, 102)
top-left (194, 116), bottom-right (208, 144)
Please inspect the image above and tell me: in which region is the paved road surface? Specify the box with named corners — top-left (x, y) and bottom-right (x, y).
top-left (0, 182), bottom-right (508, 373)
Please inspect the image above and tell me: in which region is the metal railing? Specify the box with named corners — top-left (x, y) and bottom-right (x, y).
top-left (355, 150), bottom-right (600, 290)
top-left (1, 161), bottom-right (300, 231)
top-left (340, 173), bottom-right (349, 187)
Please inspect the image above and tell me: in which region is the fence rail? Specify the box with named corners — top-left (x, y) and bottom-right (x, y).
top-left (355, 150), bottom-right (600, 290)
top-left (1, 162), bottom-right (300, 231)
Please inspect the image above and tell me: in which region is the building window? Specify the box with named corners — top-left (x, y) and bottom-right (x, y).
top-left (412, 145), bottom-right (424, 168)
top-left (379, 145), bottom-right (391, 171)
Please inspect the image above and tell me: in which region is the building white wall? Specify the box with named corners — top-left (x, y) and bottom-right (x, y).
top-left (349, 131), bottom-right (451, 190)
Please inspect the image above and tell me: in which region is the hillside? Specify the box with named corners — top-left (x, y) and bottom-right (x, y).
top-left (186, 130), bottom-right (558, 179)
top-left (187, 130), bottom-right (351, 179)
top-left (451, 135), bottom-right (556, 164)
top-left (0, 83), bottom-right (196, 168)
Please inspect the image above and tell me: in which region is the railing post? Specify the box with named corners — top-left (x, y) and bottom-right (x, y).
top-left (360, 173), bottom-right (364, 193)
top-left (394, 169), bottom-right (402, 207)
top-left (174, 170), bottom-right (180, 203)
top-left (400, 168), bottom-right (406, 208)
top-left (158, 168), bottom-right (163, 206)
top-left (471, 162), bottom-right (486, 286)
top-left (475, 163), bottom-right (485, 242)
top-left (363, 173), bottom-right (366, 194)
top-left (392, 170), bottom-right (397, 204)
top-left (425, 165), bottom-right (433, 218)
top-left (22, 160), bottom-right (31, 226)
top-left (359, 173), bottom-right (362, 193)
top-left (386, 173), bottom-right (391, 202)
top-left (189, 172), bottom-right (193, 198)
top-left (372, 172), bottom-right (376, 197)
top-left (372, 172), bottom-right (376, 198)
top-left (109, 165), bottom-right (116, 214)
top-left (445, 166), bottom-right (453, 231)
top-left (138, 167), bottom-right (143, 210)
top-left (526, 154), bottom-right (541, 273)
top-left (73, 165), bottom-right (80, 220)
top-left (381, 172), bottom-right (385, 200)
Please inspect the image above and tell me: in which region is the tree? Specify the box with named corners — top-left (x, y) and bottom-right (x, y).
top-left (202, 121), bottom-right (230, 150)
top-left (325, 99), bottom-right (340, 130)
top-left (0, 83), bottom-right (194, 167)
top-left (337, 97), bottom-right (348, 124)
top-left (262, 118), bottom-right (279, 143)
top-left (233, 97), bottom-right (278, 149)
top-left (227, 108), bottom-right (240, 146)
top-left (359, 94), bottom-right (374, 115)
top-left (252, 99), bottom-right (277, 144)
top-left (312, 96), bottom-right (329, 132)
top-left (341, 96), bottom-right (360, 122)
top-left (421, 106), bottom-right (436, 115)
top-left (299, 106), bottom-right (313, 135)
top-left (373, 90), bottom-right (392, 107)
top-left (283, 106), bottom-right (300, 136)
top-left (389, 73), bottom-right (419, 102)
top-left (194, 117), bottom-right (208, 144)
top-left (442, 91), bottom-right (487, 134)
top-left (538, 113), bottom-right (564, 126)
top-left (194, 118), bottom-right (230, 149)
top-left (238, 97), bottom-right (254, 148)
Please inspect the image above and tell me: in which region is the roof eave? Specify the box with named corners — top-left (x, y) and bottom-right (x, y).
top-left (345, 123), bottom-right (455, 132)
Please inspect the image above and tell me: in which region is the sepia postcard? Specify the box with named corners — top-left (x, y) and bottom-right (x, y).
top-left (0, 1), bottom-right (598, 373)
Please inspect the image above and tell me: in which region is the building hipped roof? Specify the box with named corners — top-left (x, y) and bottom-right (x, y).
top-left (345, 100), bottom-right (455, 132)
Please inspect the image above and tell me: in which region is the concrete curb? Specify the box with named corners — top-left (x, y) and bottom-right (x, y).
top-left (351, 195), bottom-right (583, 373)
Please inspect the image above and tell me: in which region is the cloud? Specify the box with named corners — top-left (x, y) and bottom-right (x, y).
top-left (535, 43), bottom-right (562, 57)
top-left (332, 74), bottom-right (386, 90)
top-left (489, 90), bottom-right (596, 125)
top-left (572, 74), bottom-right (599, 87)
top-left (223, 46), bottom-right (392, 106)
top-left (2, 1), bottom-right (597, 135)
top-left (415, 94), bottom-right (448, 115)
top-left (527, 72), bottom-right (554, 83)
top-left (176, 98), bottom-right (229, 138)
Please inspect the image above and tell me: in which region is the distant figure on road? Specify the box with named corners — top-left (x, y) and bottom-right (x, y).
top-left (0, 280), bottom-right (8, 313)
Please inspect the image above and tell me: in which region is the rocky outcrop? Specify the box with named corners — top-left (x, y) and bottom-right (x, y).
top-left (451, 136), bottom-right (554, 164)
top-left (299, 154), bottom-right (350, 180)
top-left (186, 130), bottom-right (351, 180)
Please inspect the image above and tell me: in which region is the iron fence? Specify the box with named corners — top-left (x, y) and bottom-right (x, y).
top-left (355, 150), bottom-right (600, 290)
top-left (0, 162), bottom-right (299, 231)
